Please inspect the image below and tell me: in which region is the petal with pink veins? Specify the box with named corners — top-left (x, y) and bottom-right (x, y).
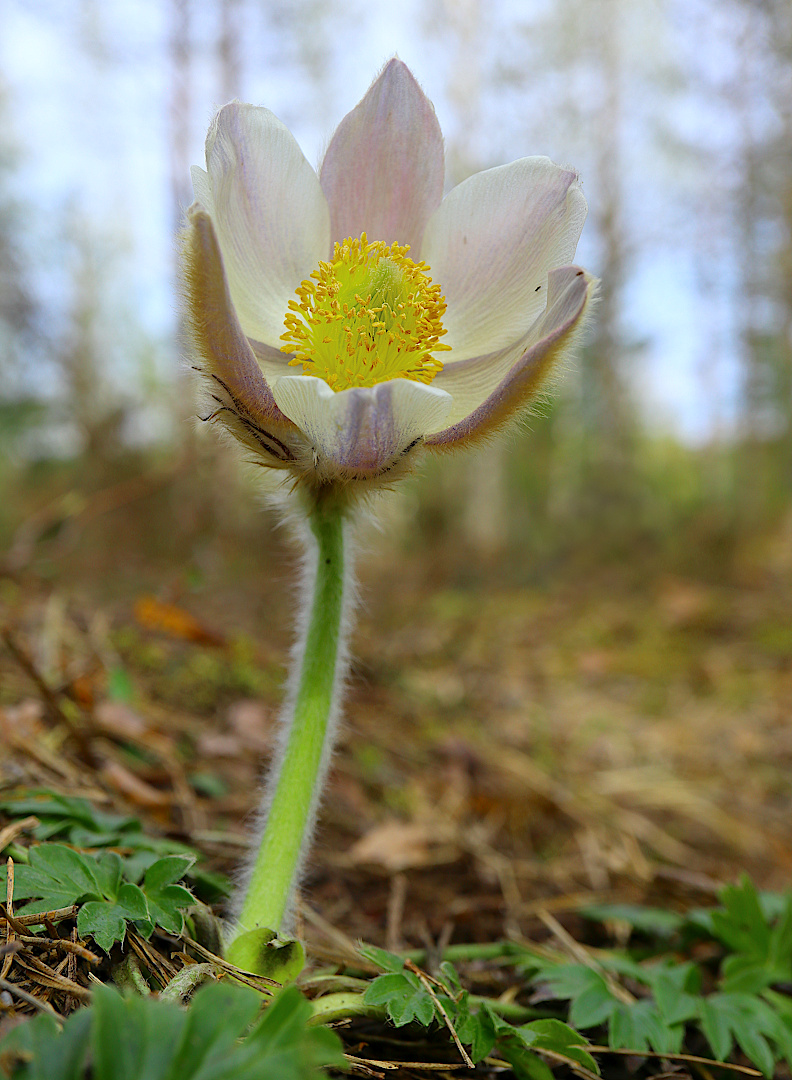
top-left (320, 59), bottom-right (444, 253)
top-left (421, 157), bottom-right (587, 363)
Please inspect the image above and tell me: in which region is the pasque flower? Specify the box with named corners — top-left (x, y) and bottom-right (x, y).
top-left (182, 59), bottom-right (595, 497)
top-left (182, 62), bottom-right (596, 970)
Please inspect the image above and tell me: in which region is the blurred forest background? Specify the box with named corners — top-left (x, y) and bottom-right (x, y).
top-left (1, 0), bottom-right (792, 933)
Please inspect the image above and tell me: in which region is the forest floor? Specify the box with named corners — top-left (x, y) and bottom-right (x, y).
top-left (2, 463), bottom-right (792, 1076)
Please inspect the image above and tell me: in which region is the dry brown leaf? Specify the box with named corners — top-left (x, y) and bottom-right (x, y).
top-left (577, 649), bottom-right (614, 678)
top-left (133, 596), bottom-right (225, 646)
top-left (196, 733), bottom-right (245, 758)
top-left (100, 759), bottom-right (171, 808)
top-left (227, 699), bottom-right (273, 752)
top-left (93, 701), bottom-right (149, 741)
top-left (658, 578), bottom-right (713, 628)
top-left (348, 820), bottom-right (434, 871)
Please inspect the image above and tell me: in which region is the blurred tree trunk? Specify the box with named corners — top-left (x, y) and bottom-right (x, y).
top-left (574, 0), bottom-right (639, 523)
top-left (728, 0), bottom-right (792, 524)
top-left (586, 0), bottom-right (631, 453)
top-left (0, 81), bottom-right (36, 383)
top-left (168, 0), bottom-right (199, 461)
top-left (169, 0), bottom-right (193, 229)
top-left (60, 232), bottom-right (125, 467)
top-left (763, 1), bottom-right (792, 498)
top-left (219, 0), bottom-right (242, 103)
top-left (438, 0), bottom-right (510, 557)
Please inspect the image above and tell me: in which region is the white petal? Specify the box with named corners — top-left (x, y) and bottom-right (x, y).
top-left (271, 376), bottom-right (452, 473)
top-left (201, 103), bottom-right (330, 346)
top-left (434, 336), bottom-right (527, 428)
top-left (421, 158), bottom-right (587, 362)
top-left (320, 59), bottom-right (444, 252)
top-left (428, 266), bottom-right (595, 444)
top-left (190, 165), bottom-right (214, 214)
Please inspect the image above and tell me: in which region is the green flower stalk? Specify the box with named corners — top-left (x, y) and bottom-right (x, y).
top-left (227, 503), bottom-right (352, 965)
top-left (181, 59), bottom-right (595, 970)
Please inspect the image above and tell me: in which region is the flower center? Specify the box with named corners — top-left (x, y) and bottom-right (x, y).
top-left (280, 233), bottom-right (451, 392)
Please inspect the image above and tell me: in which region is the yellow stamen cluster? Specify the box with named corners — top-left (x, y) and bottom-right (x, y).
top-left (280, 233), bottom-right (450, 392)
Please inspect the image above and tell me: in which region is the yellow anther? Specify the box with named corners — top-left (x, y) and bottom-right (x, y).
top-left (280, 233), bottom-right (450, 391)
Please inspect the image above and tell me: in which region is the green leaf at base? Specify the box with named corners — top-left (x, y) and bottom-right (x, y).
top-left (0, 981), bottom-right (344, 1080)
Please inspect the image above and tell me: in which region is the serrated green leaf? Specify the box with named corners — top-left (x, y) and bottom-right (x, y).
top-left (388, 986), bottom-right (435, 1027)
top-left (0, 1010), bottom-right (91, 1080)
top-left (568, 978), bottom-right (617, 1029)
top-left (762, 1002), bottom-right (792, 1070)
top-left (233, 985), bottom-right (346, 1078)
top-left (647, 964), bottom-right (701, 1025)
top-left (140, 857), bottom-right (195, 935)
top-left (117, 882), bottom-right (149, 919)
top-left (0, 978), bottom-right (343, 1080)
top-left (593, 953), bottom-right (649, 981)
top-left (363, 972), bottom-right (414, 1007)
top-left (92, 983), bottom-right (180, 1080)
top-left (519, 1018), bottom-right (600, 1075)
top-left (160, 981), bottom-right (261, 1078)
top-left (721, 954), bottom-right (774, 994)
top-left (734, 1026), bottom-right (775, 1077)
top-left (582, 903), bottom-right (684, 938)
top-left (698, 997), bottom-right (735, 1061)
top-left (0, 794), bottom-right (142, 851)
top-left (711, 877), bottom-right (771, 957)
top-left (92, 852), bottom-right (124, 902)
top-left (357, 943), bottom-right (405, 973)
top-left (363, 969), bottom-right (436, 1028)
top-left (77, 901), bottom-right (130, 953)
top-left (536, 963), bottom-right (603, 1002)
top-left (609, 1001), bottom-right (679, 1054)
top-left (143, 855), bottom-right (195, 893)
top-left (716, 993), bottom-right (784, 1076)
top-left (439, 961), bottom-right (462, 992)
top-left (454, 998), bottom-right (497, 1063)
top-left (75, 881), bottom-right (150, 953)
top-left (768, 895), bottom-right (792, 978)
top-left (629, 1000), bottom-right (685, 1056)
top-left (4, 845), bottom-right (104, 913)
top-left (122, 849), bottom-right (162, 884)
top-left (143, 886), bottom-right (193, 934)
top-left (609, 1003), bottom-right (645, 1053)
top-left (498, 1040), bottom-right (555, 1080)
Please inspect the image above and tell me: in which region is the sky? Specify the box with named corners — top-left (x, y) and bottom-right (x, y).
top-left (0, 0), bottom-right (768, 443)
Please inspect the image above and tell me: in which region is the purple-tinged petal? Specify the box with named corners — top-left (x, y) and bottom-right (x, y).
top-left (271, 376), bottom-right (452, 476)
top-left (421, 158), bottom-right (587, 362)
top-left (426, 266), bottom-right (596, 449)
top-left (320, 59), bottom-right (444, 252)
top-left (202, 103), bottom-right (330, 346)
top-left (248, 337), bottom-right (294, 386)
top-left (181, 205), bottom-right (299, 464)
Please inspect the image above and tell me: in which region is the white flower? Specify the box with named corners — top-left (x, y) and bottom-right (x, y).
top-left (182, 60), bottom-right (595, 494)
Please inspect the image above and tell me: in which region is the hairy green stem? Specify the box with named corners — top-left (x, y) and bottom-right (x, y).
top-left (402, 941), bottom-right (530, 965)
top-left (307, 990), bottom-right (540, 1027)
top-left (227, 503), bottom-right (348, 967)
top-left (308, 992), bottom-right (386, 1026)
